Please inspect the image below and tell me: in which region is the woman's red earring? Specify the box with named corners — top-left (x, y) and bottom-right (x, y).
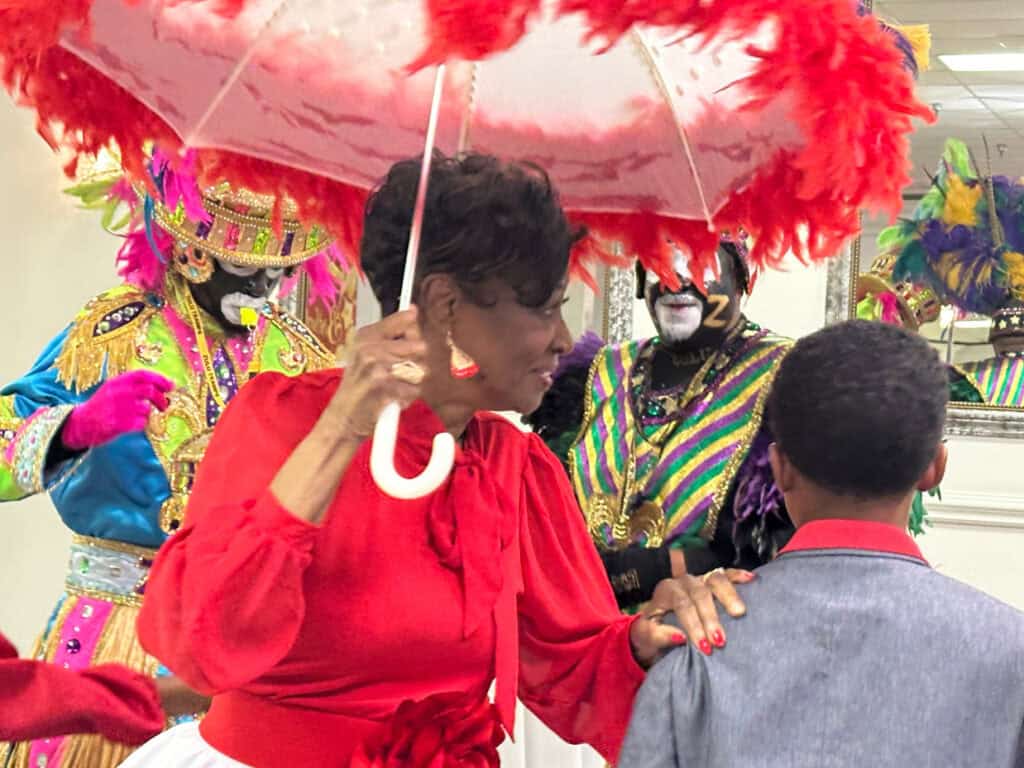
top-left (447, 330), bottom-right (479, 379)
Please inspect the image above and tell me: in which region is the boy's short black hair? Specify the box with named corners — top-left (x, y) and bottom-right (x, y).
top-left (767, 320), bottom-right (947, 498)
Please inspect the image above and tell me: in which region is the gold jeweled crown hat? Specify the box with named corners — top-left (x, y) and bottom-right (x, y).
top-left (66, 144), bottom-right (344, 304)
top-left (856, 250), bottom-right (941, 331)
top-left (146, 147), bottom-right (332, 283)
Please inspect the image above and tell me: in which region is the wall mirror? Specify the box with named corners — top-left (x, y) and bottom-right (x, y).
top-left (827, 0), bottom-right (1024, 438)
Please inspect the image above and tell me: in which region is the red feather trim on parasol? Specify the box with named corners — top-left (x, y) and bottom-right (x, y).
top-left (0, 0), bottom-right (932, 287)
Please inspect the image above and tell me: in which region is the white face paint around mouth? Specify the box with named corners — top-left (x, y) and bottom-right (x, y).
top-left (220, 293), bottom-right (266, 326)
top-left (655, 297), bottom-right (703, 342)
top-left (647, 247), bottom-right (716, 343)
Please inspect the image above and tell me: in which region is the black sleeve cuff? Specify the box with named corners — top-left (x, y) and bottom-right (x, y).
top-left (681, 543), bottom-right (727, 576)
top-left (600, 545), bottom-right (673, 609)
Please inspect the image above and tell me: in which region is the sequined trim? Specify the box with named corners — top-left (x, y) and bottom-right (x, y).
top-left (151, 197), bottom-right (329, 269)
top-left (265, 304), bottom-right (334, 370)
top-left (63, 584), bottom-right (144, 609)
top-left (11, 405), bottom-right (74, 494)
top-left (570, 334), bottom-right (790, 549)
top-left (70, 533), bottom-right (159, 559)
top-left (54, 288), bottom-right (157, 392)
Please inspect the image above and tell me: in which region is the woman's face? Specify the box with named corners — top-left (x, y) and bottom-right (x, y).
top-left (449, 277), bottom-right (573, 415)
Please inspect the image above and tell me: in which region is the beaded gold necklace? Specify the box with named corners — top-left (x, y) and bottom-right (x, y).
top-left (171, 278), bottom-right (260, 412)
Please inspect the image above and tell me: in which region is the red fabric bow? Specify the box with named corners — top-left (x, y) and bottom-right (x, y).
top-left (350, 691), bottom-right (504, 768)
top-left (426, 450), bottom-right (516, 639)
top-left (396, 404), bottom-right (523, 731)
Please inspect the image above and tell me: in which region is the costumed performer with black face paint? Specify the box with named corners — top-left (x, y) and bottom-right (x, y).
top-left (524, 6), bottom-right (932, 618)
top-left (0, 147), bottom-right (342, 768)
top-left (527, 238), bottom-right (793, 620)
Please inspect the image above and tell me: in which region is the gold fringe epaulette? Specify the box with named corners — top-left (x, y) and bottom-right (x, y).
top-left (55, 287), bottom-right (158, 392)
top-left (266, 304), bottom-right (335, 371)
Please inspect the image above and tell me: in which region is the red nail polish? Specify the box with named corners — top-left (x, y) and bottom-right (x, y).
top-left (712, 629), bottom-right (725, 648)
top-left (698, 638), bottom-right (713, 656)
top-left (671, 633), bottom-right (686, 645)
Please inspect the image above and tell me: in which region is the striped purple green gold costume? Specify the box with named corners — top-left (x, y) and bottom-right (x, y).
top-left (568, 329), bottom-right (790, 554)
top-left (960, 356), bottom-right (1024, 407)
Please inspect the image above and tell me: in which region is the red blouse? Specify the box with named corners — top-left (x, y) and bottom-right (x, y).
top-left (138, 370), bottom-right (644, 766)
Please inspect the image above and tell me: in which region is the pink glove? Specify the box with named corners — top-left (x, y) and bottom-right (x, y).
top-left (62, 371), bottom-right (174, 451)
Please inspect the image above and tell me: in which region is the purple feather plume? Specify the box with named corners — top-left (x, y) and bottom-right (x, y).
top-left (918, 221), bottom-right (1008, 315)
top-left (855, 0), bottom-right (919, 77)
top-left (554, 331), bottom-right (605, 380)
top-left (733, 431), bottom-right (786, 533)
top-left (994, 176), bottom-right (1024, 253)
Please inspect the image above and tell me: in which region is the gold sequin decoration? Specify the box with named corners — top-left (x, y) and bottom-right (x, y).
top-left (54, 292), bottom-right (156, 393)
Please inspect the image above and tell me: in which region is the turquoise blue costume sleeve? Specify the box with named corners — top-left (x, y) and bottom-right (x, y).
top-left (0, 325), bottom-right (171, 549)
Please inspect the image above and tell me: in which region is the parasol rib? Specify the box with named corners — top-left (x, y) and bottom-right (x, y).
top-left (457, 61), bottom-right (479, 154)
top-left (184, 0), bottom-right (292, 147)
top-left (630, 28), bottom-right (714, 229)
top-left (399, 64), bottom-right (447, 311)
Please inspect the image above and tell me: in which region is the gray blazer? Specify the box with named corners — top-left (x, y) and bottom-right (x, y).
top-left (619, 547), bottom-right (1024, 768)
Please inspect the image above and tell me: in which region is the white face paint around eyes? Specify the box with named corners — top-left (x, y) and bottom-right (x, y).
top-left (646, 248), bottom-right (717, 291)
top-left (216, 258), bottom-right (260, 277)
top-left (216, 258), bottom-right (285, 282)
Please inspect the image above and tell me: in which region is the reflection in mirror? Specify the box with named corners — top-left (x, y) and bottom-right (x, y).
top-left (851, 1), bottom-right (1024, 419)
top-left (858, 139), bottom-right (1024, 408)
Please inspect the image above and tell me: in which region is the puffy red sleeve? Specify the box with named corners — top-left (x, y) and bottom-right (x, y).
top-left (516, 435), bottom-right (645, 762)
top-left (137, 372), bottom-right (333, 695)
top-left (0, 632), bottom-right (164, 744)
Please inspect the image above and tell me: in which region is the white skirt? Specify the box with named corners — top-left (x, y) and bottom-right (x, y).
top-left (498, 705), bottom-right (606, 768)
top-left (120, 705), bottom-right (604, 768)
top-left (118, 722), bottom-right (250, 767)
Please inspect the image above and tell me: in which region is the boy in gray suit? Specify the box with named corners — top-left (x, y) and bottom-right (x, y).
top-left (619, 320), bottom-right (1024, 768)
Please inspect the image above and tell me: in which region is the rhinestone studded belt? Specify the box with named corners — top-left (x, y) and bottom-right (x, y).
top-left (65, 535), bottom-right (158, 607)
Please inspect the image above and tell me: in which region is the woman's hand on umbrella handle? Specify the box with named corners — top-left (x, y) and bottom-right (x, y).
top-left (329, 309), bottom-right (427, 437)
top-left (328, 307), bottom-right (455, 499)
top-left (370, 402), bottom-right (455, 499)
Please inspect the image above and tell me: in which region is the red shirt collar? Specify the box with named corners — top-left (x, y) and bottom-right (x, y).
top-left (780, 519), bottom-right (927, 563)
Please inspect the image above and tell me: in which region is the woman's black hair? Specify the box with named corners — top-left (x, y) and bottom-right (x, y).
top-left (361, 151), bottom-right (585, 315)
top-left (633, 241), bottom-right (750, 300)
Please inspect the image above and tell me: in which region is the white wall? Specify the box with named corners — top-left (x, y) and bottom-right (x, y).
top-left (0, 102), bottom-right (119, 650)
top-left (917, 439), bottom-right (1024, 608)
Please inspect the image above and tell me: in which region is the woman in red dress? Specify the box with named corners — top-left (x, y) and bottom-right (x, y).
top-left (124, 153), bottom-right (749, 767)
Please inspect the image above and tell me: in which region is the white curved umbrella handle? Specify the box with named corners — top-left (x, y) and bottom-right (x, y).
top-left (369, 402), bottom-right (455, 500)
top-left (368, 66), bottom-right (454, 500)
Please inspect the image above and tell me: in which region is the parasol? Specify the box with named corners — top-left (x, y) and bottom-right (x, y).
top-left (0, 0), bottom-right (932, 498)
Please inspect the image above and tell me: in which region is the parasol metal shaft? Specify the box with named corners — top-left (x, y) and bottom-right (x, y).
top-left (630, 29), bottom-right (714, 230)
top-left (399, 64), bottom-right (447, 312)
top-left (372, 64), bottom-right (454, 502)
